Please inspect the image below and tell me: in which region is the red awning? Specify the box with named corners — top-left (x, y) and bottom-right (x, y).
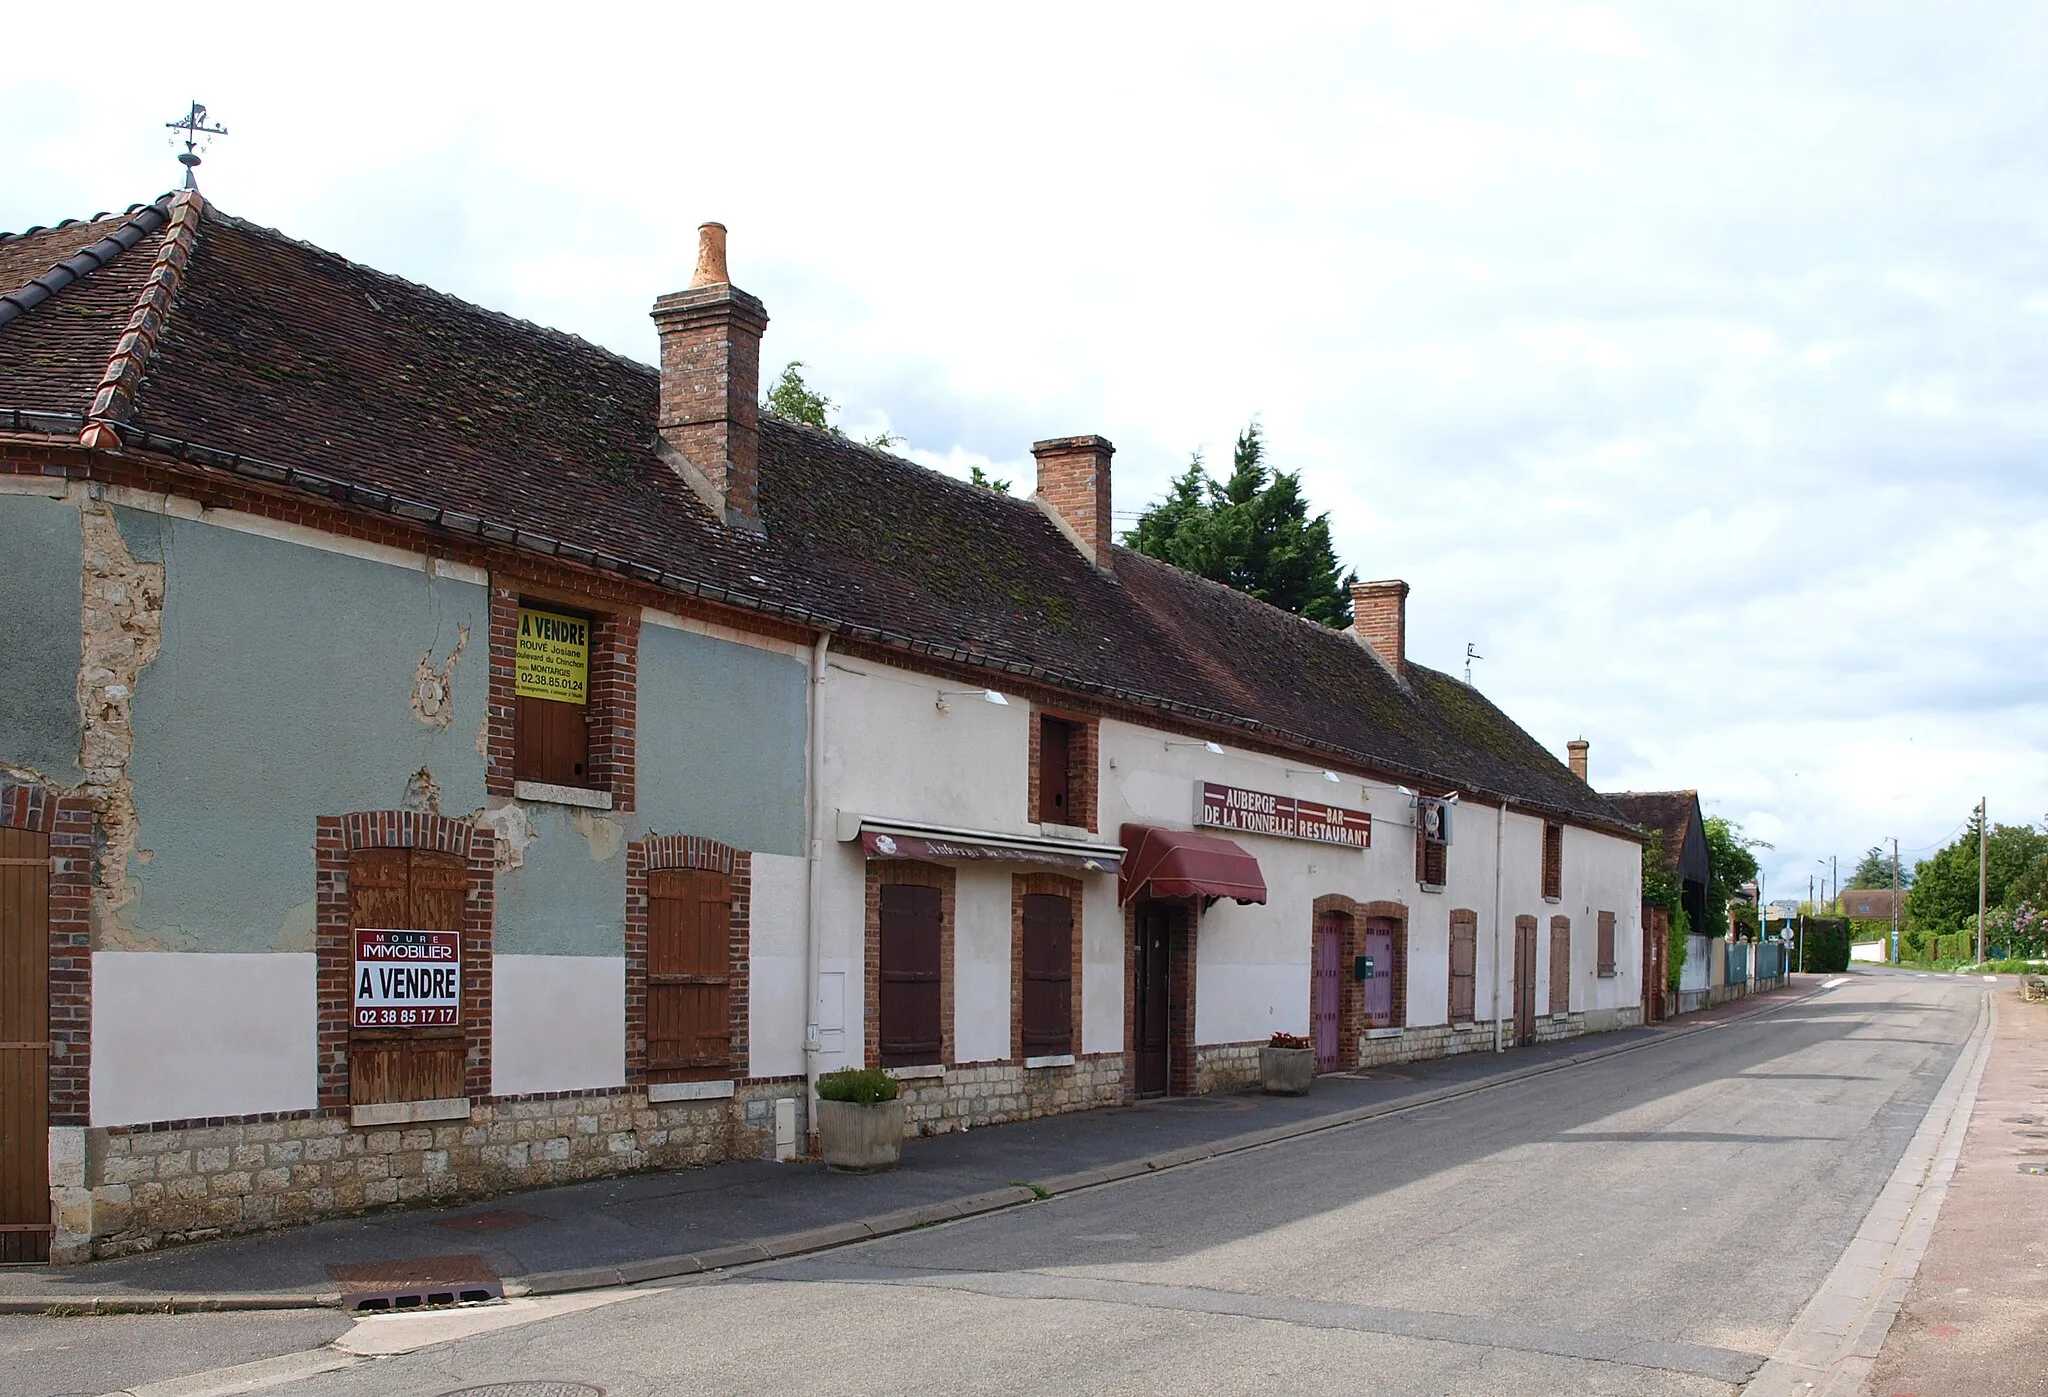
top-left (1118, 823), bottom-right (1267, 906)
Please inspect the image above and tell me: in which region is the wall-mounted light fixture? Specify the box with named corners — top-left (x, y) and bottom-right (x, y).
top-left (1287, 768), bottom-right (1342, 784)
top-left (1167, 740), bottom-right (1226, 755)
top-left (936, 688), bottom-right (1009, 713)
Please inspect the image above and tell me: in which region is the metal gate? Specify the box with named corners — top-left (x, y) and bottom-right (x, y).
top-left (1, 828), bottom-right (51, 1263)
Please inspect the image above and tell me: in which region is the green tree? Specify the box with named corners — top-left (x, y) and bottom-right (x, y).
top-left (762, 361), bottom-right (901, 449)
top-left (1641, 830), bottom-right (1691, 990)
top-left (968, 465), bottom-right (1011, 495)
top-left (1847, 845), bottom-right (1909, 890)
top-left (1907, 815), bottom-right (2048, 935)
top-left (1125, 422), bottom-right (1358, 627)
top-left (1703, 816), bottom-right (1769, 938)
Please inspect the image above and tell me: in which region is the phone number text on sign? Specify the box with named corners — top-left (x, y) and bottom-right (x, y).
top-left (353, 928), bottom-right (462, 1028)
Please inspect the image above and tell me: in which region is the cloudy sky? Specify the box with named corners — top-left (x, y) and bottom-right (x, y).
top-left (8, 2), bottom-right (2044, 898)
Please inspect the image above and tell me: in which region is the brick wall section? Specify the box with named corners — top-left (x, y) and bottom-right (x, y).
top-left (1361, 899), bottom-right (1410, 1030)
top-left (651, 284), bottom-right (769, 526)
top-left (1312, 893), bottom-right (1364, 1068)
top-left (624, 835), bottom-right (750, 1084)
top-left (1031, 435), bottom-right (1115, 568)
top-left (484, 587), bottom-right (519, 797)
top-left (864, 860), bottom-right (955, 1068)
top-left (1168, 904), bottom-right (1198, 1096)
top-left (1026, 709), bottom-right (1100, 832)
top-left (315, 813), bottom-right (496, 1109)
top-left (1009, 873), bottom-right (1085, 1062)
top-left (1350, 579), bottom-right (1409, 671)
top-left (587, 610), bottom-right (639, 812)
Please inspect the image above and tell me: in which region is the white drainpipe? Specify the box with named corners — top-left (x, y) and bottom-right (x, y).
top-left (802, 632), bottom-right (831, 1142)
top-left (1493, 797), bottom-right (1508, 1053)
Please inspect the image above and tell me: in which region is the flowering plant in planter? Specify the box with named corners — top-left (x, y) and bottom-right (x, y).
top-left (1267, 1031), bottom-right (1310, 1050)
top-left (1260, 1032), bottom-right (1315, 1095)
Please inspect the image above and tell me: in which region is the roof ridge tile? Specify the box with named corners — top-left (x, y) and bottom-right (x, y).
top-left (83, 190), bottom-right (207, 442)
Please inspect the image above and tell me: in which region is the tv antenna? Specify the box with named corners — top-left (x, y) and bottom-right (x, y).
top-left (1464, 642), bottom-right (1483, 685)
top-left (165, 101), bottom-right (228, 191)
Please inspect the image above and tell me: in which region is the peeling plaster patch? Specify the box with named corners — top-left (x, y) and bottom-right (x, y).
top-left (275, 898), bottom-right (316, 952)
top-left (410, 625), bottom-right (468, 729)
top-left (571, 808), bottom-right (623, 863)
top-left (403, 767), bottom-right (442, 815)
top-left (478, 802), bottom-right (534, 870)
top-left (79, 501), bottom-right (165, 945)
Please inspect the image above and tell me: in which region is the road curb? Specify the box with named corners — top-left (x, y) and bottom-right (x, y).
top-left (9, 981), bottom-right (1826, 1313)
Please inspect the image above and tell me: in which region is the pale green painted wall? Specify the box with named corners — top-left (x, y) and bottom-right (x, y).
top-left (0, 494), bottom-right (84, 783)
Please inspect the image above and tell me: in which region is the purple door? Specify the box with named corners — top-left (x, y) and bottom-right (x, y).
top-left (1312, 916), bottom-right (1343, 1073)
top-left (1362, 922), bottom-right (1395, 1028)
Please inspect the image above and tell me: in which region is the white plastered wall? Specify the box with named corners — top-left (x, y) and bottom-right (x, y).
top-left (748, 851), bottom-right (808, 1078)
top-left (91, 952), bottom-right (317, 1125)
top-left (491, 956), bottom-right (626, 1095)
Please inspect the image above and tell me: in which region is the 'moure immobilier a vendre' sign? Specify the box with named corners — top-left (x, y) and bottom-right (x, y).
top-left (1196, 782), bottom-right (1372, 849)
top-left (353, 928), bottom-right (462, 1028)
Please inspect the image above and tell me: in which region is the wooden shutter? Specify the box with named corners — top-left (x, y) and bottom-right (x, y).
top-left (0, 828), bottom-right (51, 1263)
top-left (515, 690), bottom-right (590, 787)
top-left (1597, 910), bottom-right (1617, 976)
top-left (1542, 825), bottom-right (1563, 901)
top-left (1448, 911), bottom-right (1476, 1023)
top-left (648, 869), bottom-right (733, 1082)
top-left (1549, 916), bottom-right (1571, 1015)
top-left (349, 848), bottom-right (467, 1106)
top-left (1038, 717), bottom-right (1073, 824)
top-left (1020, 893), bottom-right (1074, 1056)
top-left (879, 883), bottom-right (943, 1066)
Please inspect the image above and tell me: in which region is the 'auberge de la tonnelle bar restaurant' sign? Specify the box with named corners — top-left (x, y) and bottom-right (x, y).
top-left (1197, 782), bottom-right (1372, 849)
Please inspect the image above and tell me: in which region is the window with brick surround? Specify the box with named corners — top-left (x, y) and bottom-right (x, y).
top-left (1448, 909), bottom-right (1478, 1023)
top-left (489, 586), bottom-right (637, 807)
top-left (1020, 892), bottom-right (1075, 1057)
top-left (1415, 799), bottom-right (1449, 890)
top-left (1029, 710), bottom-right (1098, 831)
top-left (878, 883), bottom-right (945, 1067)
top-left (1597, 910), bottom-right (1617, 977)
top-left (1542, 823), bottom-right (1564, 901)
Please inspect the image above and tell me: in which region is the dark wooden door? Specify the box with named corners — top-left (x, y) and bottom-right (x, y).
top-left (349, 847), bottom-right (467, 1105)
top-left (1020, 893), bottom-right (1074, 1057)
top-left (649, 869), bottom-right (733, 1081)
top-left (1312, 915), bottom-right (1343, 1073)
top-left (1642, 906), bottom-right (1667, 1022)
top-left (1133, 903), bottom-right (1170, 1097)
top-left (0, 828), bottom-right (50, 1263)
top-left (878, 884), bottom-right (943, 1067)
top-left (1548, 917), bottom-right (1571, 1017)
top-left (1513, 917), bottom-right (1538, 1045)
top-left (1362, 921), bottom-right (1396, 1028)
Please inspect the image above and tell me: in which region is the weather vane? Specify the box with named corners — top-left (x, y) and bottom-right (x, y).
top-left (165, 101), bottom-right (228, 190)
top-left (1464, 642), bottom-right (1483, 686)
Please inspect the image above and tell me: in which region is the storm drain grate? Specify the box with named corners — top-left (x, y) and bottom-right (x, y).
top-left (330, 1254), bottom-right (503, 1312)
top-left (435, 1385), bottom-right (605, 1397)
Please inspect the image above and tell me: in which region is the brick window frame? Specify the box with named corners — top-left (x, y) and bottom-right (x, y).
top-left (485, 583), bottom-right (639, 810)
top-left (1358, 899), bottom-right (1410, 1030)
top-left (1011, 873), bottom-right (1085, 1062)
top-left (0, 780), bottom-right (93, 1127)
top-left (1027, 708), bottom-right (1099, 832)
top-left (1415, 802), bottom-right (1448, 890)
top-left (624, 834), bottom-right (751, 1085)
top-left (1448, 907), bottom-right (1479, 1024)
top-left (1542, 823), bottom-right (1564, 902)
top-left (865, 860), bottom-right (955, 1069)
top-left (314, 812), bottom-right (496, 1109)
top-left (1311, 894), bottom-right (1364, 1069)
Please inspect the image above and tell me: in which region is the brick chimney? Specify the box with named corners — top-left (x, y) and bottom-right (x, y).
top-left (1032, 435), bottom-right (1115, 572)
top-left (1350, 579), bottom-right (1409, 674)
top-left (651, 222), bottom-right (769, 532)
top-left (1567, 738), bottom-right (1589, 783)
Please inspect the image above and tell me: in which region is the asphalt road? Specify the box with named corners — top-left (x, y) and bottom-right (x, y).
top-left (3, 972), bottom-right (1983, 1397)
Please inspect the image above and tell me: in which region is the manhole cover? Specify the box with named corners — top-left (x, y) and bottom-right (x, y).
top-left (434, 1209), bottom-right (545, 1234)
top-left (436, 1386), bottom-right (604, 1397)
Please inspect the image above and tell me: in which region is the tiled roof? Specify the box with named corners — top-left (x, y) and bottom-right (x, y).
top-left (1601, 791), bottom-right (1700, 870)
top-left (0, 203), bottom-right (171, 414)
top-left (0, 196), bottom-right (1634, 831)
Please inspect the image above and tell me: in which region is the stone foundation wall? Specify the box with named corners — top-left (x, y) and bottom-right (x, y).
top-left (53, 1080), bottom-right (808, 1263)
top-left (1194, 1042), bottom-right (1261, 1094)
top-left (891, 1054), bottom-right (1125, 1135)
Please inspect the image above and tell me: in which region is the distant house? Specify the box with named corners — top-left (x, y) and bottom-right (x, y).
top-left (1841, 888), bottom-right (1901, 922)
top-left (1601, 791), bottom-right (1711, 936)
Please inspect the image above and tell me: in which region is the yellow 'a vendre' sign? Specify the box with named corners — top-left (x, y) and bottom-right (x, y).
top-left (515, 606), bottom-right (588, 704)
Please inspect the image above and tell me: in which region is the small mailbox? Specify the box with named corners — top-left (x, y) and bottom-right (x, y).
top-left (1355, 954), bottom-right (1375, 981)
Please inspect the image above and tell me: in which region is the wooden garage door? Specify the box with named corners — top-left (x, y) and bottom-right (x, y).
top-left (349, 848), bottom-right (468, 1106)
top-left (1, 828), bottom-right (51, 1263)
top-left (648, 869), bottom-right (733, 1082)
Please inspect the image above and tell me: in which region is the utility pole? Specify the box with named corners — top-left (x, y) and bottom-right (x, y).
top-left (1890, 837), bottom-right (1901, 965)
top-left (1977, 797), bottom-right (1989, 964)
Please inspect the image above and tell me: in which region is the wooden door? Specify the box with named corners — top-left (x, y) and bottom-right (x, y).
top-left (1548, 917), bottom-right (1571, 1017)
top-left (0, 828), bottom-right (50, 1263)
top-left (1362, 921), bottom-right (1396, 1028)
top-left (649, 869), bottom-right (733, 1081)
top-left (1641, 906), bottom-right (1667, 1023)
top-left (878, 884), bottom-right (942, 1067)
top-left (1020, 893), bottom-right (1074, 1058)
top-left (349, 848), bottom-right (467, 1106)
top-left (1311, 915), bottom-right (1343, 1073)
top-left (1513, 916), bottom-right (1538, 1045)
top-left (1133, 903), bottom-right (1170, 1097)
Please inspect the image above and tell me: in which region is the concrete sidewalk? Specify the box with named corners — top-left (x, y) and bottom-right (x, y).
top-left (1861, 979), bottom-right (2048, 1397)
top-left (0, 980), bottom-right (1820, 1313)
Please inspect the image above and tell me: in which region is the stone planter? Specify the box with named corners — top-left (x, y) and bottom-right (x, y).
top-left (1259, 1045), bottom-right (1315, 1096)
top-left (817, 1097), bottom-right (908, 1172)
